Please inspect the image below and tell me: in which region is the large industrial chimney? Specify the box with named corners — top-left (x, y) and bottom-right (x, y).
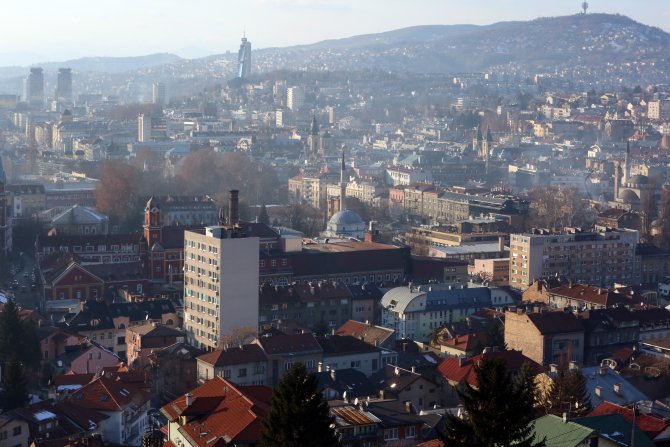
top-left (228, 190), bottom-right (239, 225)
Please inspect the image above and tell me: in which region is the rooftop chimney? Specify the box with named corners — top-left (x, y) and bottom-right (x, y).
top-left (185, 392), bottom-right (193, 407)
top-left (405, 401), bottom-right (412, 413)
top-left (228, 190), bottom-right (239, 225)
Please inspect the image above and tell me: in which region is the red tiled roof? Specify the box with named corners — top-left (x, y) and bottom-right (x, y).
top-left (437, 349), bottom-right (544, 387)
top-left (588, 402), bottom-right (669, 439)
top-left (67, 376), bottom-right (150, 412)
top-left (547, 284), bottom-right (624, 307)
top-left (417, 440), bottom-right (445, 447)
top-left (336, 320), bottom-right (394, 347)
top-left (161, 377), bottom-right (272, 447)
top-left (441, 331), bottom-right (487, 353)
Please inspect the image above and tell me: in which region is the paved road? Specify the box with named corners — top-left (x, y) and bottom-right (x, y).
top-left (5, 252), bottom-right (41, 310)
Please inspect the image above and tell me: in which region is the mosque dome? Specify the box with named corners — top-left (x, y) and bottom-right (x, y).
top-left (618, 189), bottom-right (640, 203)
top-left (329, 209), bottom-right (364, 226)
top-left (626, 174), bottom-right (650, 186)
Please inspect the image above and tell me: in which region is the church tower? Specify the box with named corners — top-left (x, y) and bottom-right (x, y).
top-left (307, 115), bottom-right (319, 157)
top-left (143, 196), bottom-right (162, 247)
top-left (484, 126), bottom-right (493, 175)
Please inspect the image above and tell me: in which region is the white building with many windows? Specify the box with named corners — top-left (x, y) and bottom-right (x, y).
top-left (183, 225), bottom-right (259, 351)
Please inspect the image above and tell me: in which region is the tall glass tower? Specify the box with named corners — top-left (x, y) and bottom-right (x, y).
top-left (237, 35), bottom-right (252, 79)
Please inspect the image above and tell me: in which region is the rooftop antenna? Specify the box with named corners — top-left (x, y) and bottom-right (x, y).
top-left (581, 1), bottom-right (588, 14)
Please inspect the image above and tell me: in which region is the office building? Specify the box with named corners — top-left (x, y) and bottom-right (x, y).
top-left (237, 35), bottom-right (252, 79)
top-left (509, 227), bottom-right (639, 290)
top-left (26, 67), bottom-right (44, 107)
top-left (286, 86), bottom-right (304, 111)
top-left (152, 82), bottom-right (166, 106)
top-left (137, 114), bottom-right (151, 142)
top-left (183, 191), bottom-right (260, 351)
top-left (56, 68), bottom-right (72, 102)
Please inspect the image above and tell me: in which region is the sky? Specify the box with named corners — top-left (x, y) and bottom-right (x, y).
top-left (1, 0), bottom-right (669, 66)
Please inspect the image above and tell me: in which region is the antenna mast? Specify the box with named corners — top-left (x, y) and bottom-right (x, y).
top-left (581, 2), bottom-right (588, 14)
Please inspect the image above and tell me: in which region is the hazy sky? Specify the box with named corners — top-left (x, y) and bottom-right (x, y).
top-left (1, 0), bottom-right (669, 65)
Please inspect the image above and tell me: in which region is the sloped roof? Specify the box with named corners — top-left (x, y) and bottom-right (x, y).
top-left (67, 376), bottom-right (150, 412)
top-left (256, 333), bottom-right (322, 356)
top-left (336, 320), bottom-right (395, 347)
top-left (197, 344), bottom-right (267, 367)
top-left (524, 311), bottom-right (584, 335)
top-left (437, 349), bottom-right (544, 387)
top-left (573, 414), bottom-right (655, 447)
top-left (588, 402), bottom-right (670, 440)
top-left (529, 414), bottom-right (593, 447)
top-left (161, 377), bottom-right (272, 447)
top-left (547, 284), bottom-right (624, 307)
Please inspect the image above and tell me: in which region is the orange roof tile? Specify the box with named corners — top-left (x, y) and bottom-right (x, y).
top-left (161, 377), bottom-right (272, 447)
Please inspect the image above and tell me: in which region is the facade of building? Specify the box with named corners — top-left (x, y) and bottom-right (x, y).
top-left (380, 284), bottom-right (493, 342)
top-left (504, 309), bottom-right (585, 366)
top-left (183, 197), bottom-right (260, 350)
top-left (125, 323), bottom-right (184, 370)
top-left (56, 68), bottom-right (73, 103)
top-left (509, 227), bottom-right (639, 290)
top-left (27, 67), bottom-right (44, 107)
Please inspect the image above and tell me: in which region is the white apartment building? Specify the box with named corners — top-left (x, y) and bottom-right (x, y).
top-left (509, 227), bottom-right (639, 290)
top-left (183, 226), bottom-right (260, 351)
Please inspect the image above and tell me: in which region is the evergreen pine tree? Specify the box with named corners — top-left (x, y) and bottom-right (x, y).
top-left (260, 363), bottom-right (340, 447)
top-left (0, 299), bottom-right (40, 368)
top-left (442, 358), bottom-right (545, 447)
top-left (0, 299), bottom-right (22, 364)
top-left (259, 203), bottom-right (270, 225)
top-left (545, 368), bottom-right (592, 417)
top-left (1, 358), bottom-right (29, 411)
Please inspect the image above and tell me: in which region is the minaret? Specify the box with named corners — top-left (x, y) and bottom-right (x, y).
top-left (623, 140), bottom-right (630, 186)
top-left (473, 126), bottom-right (483, 153)
top-left (613, 161), bottom-right (621, 200)
top-left (339, 148), bottom-right (346, 212)
top-left (485, 127), bottom-right (493, 175)
top-left (309, 115), bottom-right (319, 156)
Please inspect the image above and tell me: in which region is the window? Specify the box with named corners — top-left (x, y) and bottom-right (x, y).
top-left (238, 368), bottom-right (247, 377)
top-left (12, 426), bottom-right (21, 436)
top-left (0, 431), bottom-right (6, 440)
top-left (285, 362), bottom-right (293, 371)
top-left (223, 370), bottom-right (231, 378)
top-left (406, 426), bottom-right (416, 438)
top-left (384, 428), bottom-right (398, 441)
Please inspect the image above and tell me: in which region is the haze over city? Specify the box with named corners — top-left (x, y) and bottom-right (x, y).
top-left (3, 1), bottom-right (670, 446)
top-left (1, 0), bottom-right (670, 65)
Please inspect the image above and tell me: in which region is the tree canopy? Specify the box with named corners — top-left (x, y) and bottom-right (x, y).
top-left (442, 358), bottom-right (544, 447)
top-left (544, 367), bottom-right (592, 418)
top-left (260, 363), bottom-right (340, 447)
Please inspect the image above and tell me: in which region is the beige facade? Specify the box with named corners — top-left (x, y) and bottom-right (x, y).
top-left (504, 310), bottom-right (584, 366)
top-left (509, 228), bottom-right (639, 290)
top-left (183, 227), bottom-right (260, 351)
top-left (469, 258), bottom-right (510, 285)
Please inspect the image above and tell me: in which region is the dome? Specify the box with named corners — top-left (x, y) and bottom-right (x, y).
top-left (626, 174), bottom-right (650, 186)
top-left (618, 188), bottom-right (640, 203)
top-left (329, 209), bottom-right (364, 226)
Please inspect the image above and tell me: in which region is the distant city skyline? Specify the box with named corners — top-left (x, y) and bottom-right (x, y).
top-left (1, 0), bottom-right (668, 66)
